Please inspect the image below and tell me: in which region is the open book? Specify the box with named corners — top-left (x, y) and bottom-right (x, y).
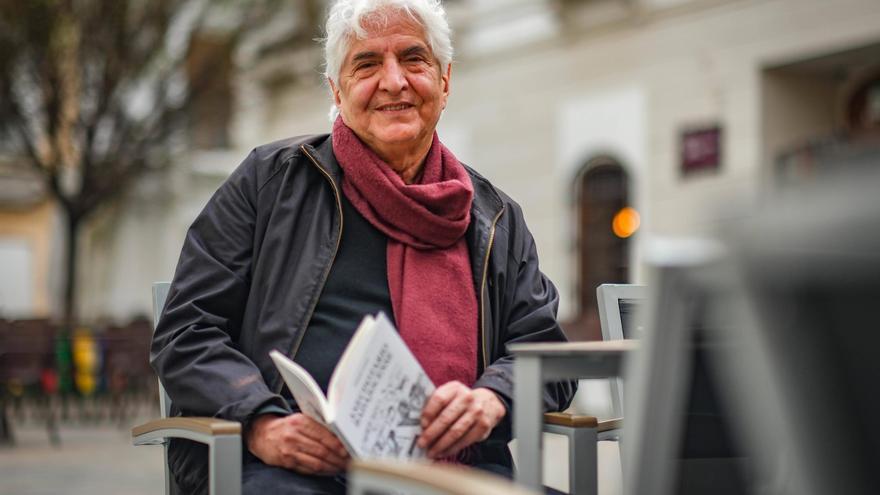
top-left (269, 312), bottom-right (435, 459)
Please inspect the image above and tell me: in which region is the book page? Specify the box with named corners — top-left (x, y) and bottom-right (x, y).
top-left (327, 314), bottom-right (374, 409)
top-left (269, 350), bottom-right (330, 425)
top-left (329, 312), bottom-right (435, 459)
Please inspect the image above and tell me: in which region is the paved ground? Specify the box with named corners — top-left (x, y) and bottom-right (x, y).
top-left (0, 427), bottom-right (620, 495)
top-left (0, 393), bottom-right (622, 495)
top-left (0, 414), bottom-right (163, 495)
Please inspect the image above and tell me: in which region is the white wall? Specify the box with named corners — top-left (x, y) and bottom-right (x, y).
top-left (0, 238), bottom-right (34, 318)
top-left (76, 0), bottom-right (880, 323)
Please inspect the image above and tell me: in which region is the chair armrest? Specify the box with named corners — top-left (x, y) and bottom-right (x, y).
top-left (543, 412), bottom-right (598, 428)
top-left (132, 417), bottom-right (241, 446)
top-left (598, 418), bottom-right (622, 433)
top-left (349, 459), bottom-right (540, 495)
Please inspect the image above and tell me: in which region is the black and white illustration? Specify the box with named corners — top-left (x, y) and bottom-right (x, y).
top-left (361, 369), bottom-right (433, 458)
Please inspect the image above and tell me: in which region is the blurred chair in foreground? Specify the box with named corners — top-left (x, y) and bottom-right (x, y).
top-left (622, 240), bottom-right (748, 495)
top-left (348, 459), bottom-right (539, 495)
top-left (625, 168), bottom-right (880, 495)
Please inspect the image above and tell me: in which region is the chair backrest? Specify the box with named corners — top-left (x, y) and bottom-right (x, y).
top-left (596, 283), bottom-right (647, 417)
top-left (151, 282), bottom-right (177, 495)
top-left (152, 282), bottom-right (172, 419)
top-left (597, 284), bottom-right (647, 341)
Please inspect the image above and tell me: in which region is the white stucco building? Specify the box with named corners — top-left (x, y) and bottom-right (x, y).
top-left (5, 0), bottom-right (878, 334)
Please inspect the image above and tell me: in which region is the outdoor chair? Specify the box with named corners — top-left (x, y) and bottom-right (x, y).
top-left (132, 283), bottom-right (241, 495)
top-left (518, 285), bottom-right (643, 495)
top-left (134, 282), bottom-right (599, 494)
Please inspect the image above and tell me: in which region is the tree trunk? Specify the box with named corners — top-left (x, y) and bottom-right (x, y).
top-left (62, 209), bottom-right (80, 332)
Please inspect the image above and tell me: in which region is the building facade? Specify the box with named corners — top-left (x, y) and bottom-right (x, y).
top-left (4, 0), bottom-right (879, 338)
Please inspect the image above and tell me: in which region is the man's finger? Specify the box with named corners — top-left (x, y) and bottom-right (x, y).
top-left (420, 382), bottom-right (461, 427)
top-left (296, 415), bottom-right (349, 458)
top-left (310, 427), bottom-right (350, 459)
top-left (294, 436), bottom-right (348, 468)
top-left (419, 392), bottom-right (471, 448)
top-left (426, 409), bottom-right (476, 457)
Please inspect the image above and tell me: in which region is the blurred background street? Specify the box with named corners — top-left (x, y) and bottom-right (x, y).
top-left (0, 406), bottom-right (162, 495)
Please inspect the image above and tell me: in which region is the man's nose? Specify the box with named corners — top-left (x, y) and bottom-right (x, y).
top-left (378, 59), bottom-right (407, 94)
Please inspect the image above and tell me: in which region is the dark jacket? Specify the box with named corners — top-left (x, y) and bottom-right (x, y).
top-left (151, 134), bottom-right (576, 489)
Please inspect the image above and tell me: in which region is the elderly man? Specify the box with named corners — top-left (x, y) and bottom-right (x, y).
top-left (151, 0), bottom-right (576, 493)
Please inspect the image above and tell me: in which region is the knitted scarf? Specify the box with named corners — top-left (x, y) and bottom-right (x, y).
top-left (331, 117), bottom-right (478, 390)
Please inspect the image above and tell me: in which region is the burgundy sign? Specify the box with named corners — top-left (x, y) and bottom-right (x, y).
top-left (681, 126), bottom-right (722, 175)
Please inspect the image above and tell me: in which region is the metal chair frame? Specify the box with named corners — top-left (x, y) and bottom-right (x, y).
top-left (131, 282), bottom-right (242, 495)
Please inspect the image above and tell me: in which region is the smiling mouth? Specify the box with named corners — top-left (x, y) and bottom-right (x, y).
top-left (376, 103), bottom-right (414, 112)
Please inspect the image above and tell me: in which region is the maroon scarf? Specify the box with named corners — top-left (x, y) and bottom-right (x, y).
top-left (331, 117), bottom-right (478, 390)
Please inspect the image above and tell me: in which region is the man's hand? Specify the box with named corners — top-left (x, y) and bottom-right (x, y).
top-left (417, 382), bottom-right (507, 459)
top-left (246, 413), bottom-right (350, 475)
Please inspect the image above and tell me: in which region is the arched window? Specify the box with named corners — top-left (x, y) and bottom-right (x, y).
top-left (844, 69), bottom-right (880, 136)
top-left (570, 157), bottom-right (632, 341)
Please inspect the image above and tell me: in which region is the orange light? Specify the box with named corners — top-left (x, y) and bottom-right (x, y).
top-left (612, 207), bottom-right (640, 238)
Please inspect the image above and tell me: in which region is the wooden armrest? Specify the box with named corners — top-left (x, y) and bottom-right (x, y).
top-left (598, 418), bottom-right (622, 433)
top-left (351, 459), bottom-right (539, 495)
top-left (132, 417), bottom-right (241, 437)
top-left (132, 417), bottom-right (241, 447)
top-left (543, 412), bottom-right (598, 428)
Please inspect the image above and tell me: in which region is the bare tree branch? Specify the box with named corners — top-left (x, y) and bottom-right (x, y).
top-left (0, 0), bottom-right (309, 325)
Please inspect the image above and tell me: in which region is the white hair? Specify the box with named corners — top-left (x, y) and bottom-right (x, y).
top-left (323, 0), bottom-right (453, 118)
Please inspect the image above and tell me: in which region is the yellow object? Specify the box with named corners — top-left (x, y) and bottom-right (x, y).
top-left (72, 328), bottom-right (99, 395)
top-left (72, 329), bottom-right (97, 371)
top-left (75, 372), bottom-right (97, 396)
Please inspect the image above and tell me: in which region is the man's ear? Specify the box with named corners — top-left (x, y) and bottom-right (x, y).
top-left (328, 78), bottom-right (342, 106)
top-left (440, 63), bottom-right (452, 109)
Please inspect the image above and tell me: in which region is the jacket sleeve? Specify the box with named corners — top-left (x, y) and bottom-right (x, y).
top-left (473, 205), bottom-right (578, 442)
top-left (150, 151), bottom-right (290, 425)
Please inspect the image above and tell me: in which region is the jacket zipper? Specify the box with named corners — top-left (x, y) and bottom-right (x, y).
top-left (278, 145), bottom-right (344, 392)
top-left (479, 207), bottom-right (505, 370)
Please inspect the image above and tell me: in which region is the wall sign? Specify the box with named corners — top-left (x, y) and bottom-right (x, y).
top-left (680, 125), bottom-right (722, 176)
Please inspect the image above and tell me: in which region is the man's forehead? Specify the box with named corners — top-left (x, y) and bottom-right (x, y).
top-left (345, 28), bottom-right (432, 61)
top-left (345, 14), bottom-right (430, 54)
top-left (359, 9), bottom-right (424, 37)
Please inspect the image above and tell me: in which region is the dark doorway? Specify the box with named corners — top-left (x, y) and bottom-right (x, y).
top-left (564, 157), bottom-right (632, 341)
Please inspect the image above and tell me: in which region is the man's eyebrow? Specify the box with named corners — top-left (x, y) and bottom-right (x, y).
top-left (350, 50), bottom-right (381, 64)
top-left (399, 45), bottom-right (430, 58)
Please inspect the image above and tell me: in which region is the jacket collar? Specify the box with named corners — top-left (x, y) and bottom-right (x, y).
top-left (464, 165), bottom-right (504, 226)
top-left (301, 134), bottom-right (343, 184)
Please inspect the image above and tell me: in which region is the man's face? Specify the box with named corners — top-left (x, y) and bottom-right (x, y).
top-left (330, 13), bottom-right (450, 154)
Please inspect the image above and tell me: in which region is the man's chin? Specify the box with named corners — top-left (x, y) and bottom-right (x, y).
top-left (372, 128), bottom-right (426, 147)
